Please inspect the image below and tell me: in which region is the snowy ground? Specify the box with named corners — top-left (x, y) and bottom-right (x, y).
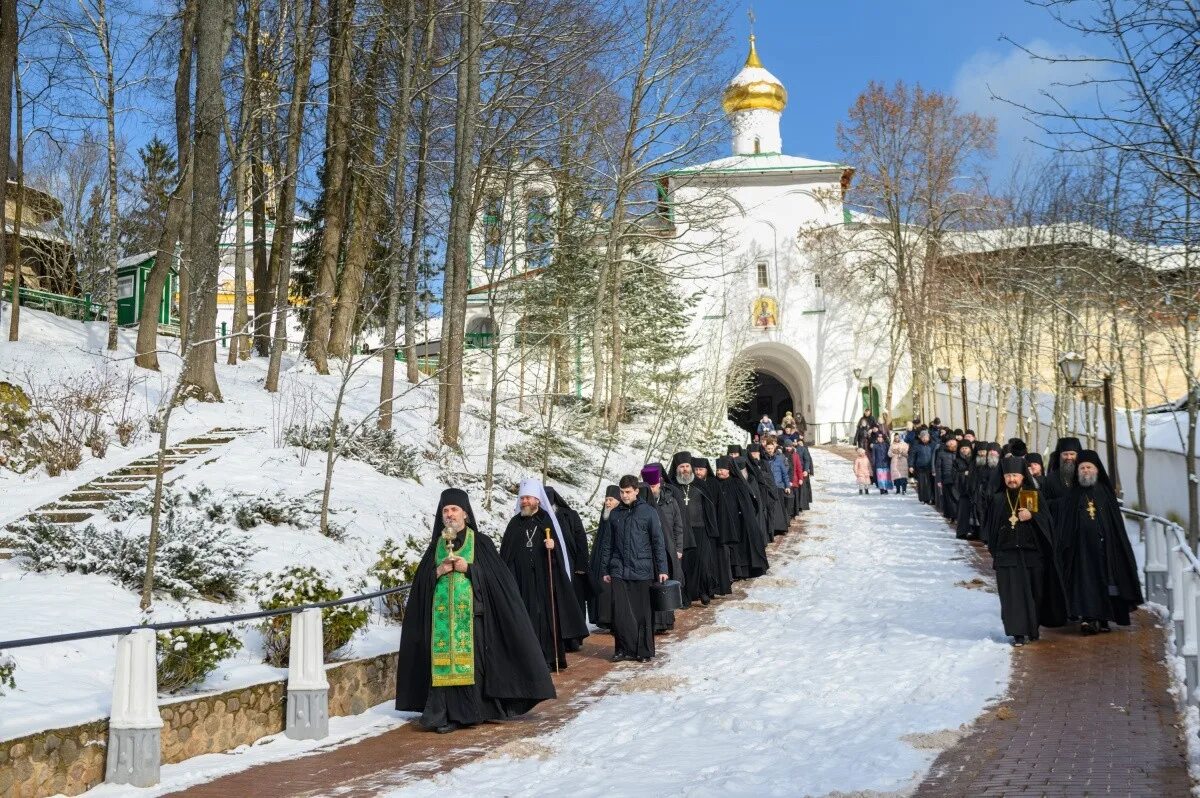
top-left (0, 306), bottom-right (655, 742)
top-left (90, 449), bottom-right (1013, 797)
top-left (372, 450), bottom-right (1011, 797)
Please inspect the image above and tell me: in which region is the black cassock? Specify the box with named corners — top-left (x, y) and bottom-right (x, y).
top-left (715, 474), bottom-right (769, 579)
top-left (587, 512), bottom-right (614, 627)
top-left (500, 509), bottom-right (590, 669)
top-left (395, 526), bottom-right (556, 727)
top-left (678, 479), bottom-right (725, 602)
top-left (952, 454), bottom-right (973, 539)
top-left (546, 486), bottom-right (592, 648)
top-left (747, 457), bottom-right (787, 538)
top-left (971, 464), bottom-right (998, 543)
top-left (1054, 485), bottom-right (1143, 625)
top-left (984, 489), bottom-right (1067, 638)
top-left (797, 446), bottom-right (814, 511)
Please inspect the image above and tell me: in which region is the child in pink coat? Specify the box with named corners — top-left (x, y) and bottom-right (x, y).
top-left (853, 448), bottom-right (872, 495)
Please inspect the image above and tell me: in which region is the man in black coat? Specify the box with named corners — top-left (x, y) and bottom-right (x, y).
top-left (587, 486), bottom-right (620, 628)
top-left (597, 475), bottom-right (668, 662)
top-left (1042, 436), bottom-right (1082, 503)
top-left (673, 452), bottom-right (728, 601)
top-left (935, 437), bottom-right (960, 520)
top-left (500, 479), bottom-right (590, 671)
top-left (396, 488), bottom-right (556, 733)
top-left (984, 457), bottom-right (1068, 646)
top-left (907, 429), bottom-right (937, 505)
top-left (1053, 450), bottom-right (1143, 635)
top-left (640, 463), bottom-right (684, 633)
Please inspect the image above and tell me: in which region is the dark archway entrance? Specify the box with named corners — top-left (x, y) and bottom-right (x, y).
top-left (729, 371), bottom-right (794, 434)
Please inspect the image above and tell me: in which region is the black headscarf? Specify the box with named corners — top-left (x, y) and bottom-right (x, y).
top-left (1048, 437), bottom-right (1083, 472)
top-left (727, 445), bottom-right (744, 457)
top-left (1000, 455), bottom-right (1025, 475)
top-left (431, 487), bottom-right (478, 541)
top-left (1076, 449), bottom-right (1114, 491)
top-left (666, 451), bottom-right (693, 485)
top-left (691, 457), bottom-right (712, 473)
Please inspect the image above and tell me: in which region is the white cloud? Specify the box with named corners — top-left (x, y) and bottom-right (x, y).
top-left (952, 39), bottom-right (1115, 175)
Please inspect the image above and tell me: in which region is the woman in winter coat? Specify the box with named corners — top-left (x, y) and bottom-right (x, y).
top-left (853, 448), bottom-right (872, 495)
top-left (888, 433), bottom-right (910, 495)
top-left (870, 432), bottom-right (892, 494)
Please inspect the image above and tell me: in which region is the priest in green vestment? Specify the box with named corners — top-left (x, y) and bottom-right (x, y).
top-left (396, 488), bottom-right (556, 733)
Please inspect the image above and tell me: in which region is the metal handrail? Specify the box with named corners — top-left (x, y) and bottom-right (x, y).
top-left (1122, 506), bottom-right (1200, 574)
top-left (0, 582), bottom-right (413, 651)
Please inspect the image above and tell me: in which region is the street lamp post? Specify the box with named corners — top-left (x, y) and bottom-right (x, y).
top-left (1057, 351), bottom-right (1121, 498)
top-left (936, 366), bottom-right (951, 427)
top-left (961, 376), bottom-right (968, 433)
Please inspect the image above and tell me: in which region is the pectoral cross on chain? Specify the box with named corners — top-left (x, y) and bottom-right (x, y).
top-left (683, 486), bottom-right (690, 506)
top-left (1086, 499), bottom-right (1097, 520)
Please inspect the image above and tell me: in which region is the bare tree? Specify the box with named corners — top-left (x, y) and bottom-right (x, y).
top-left (175, 0), bottom-right (224, 401)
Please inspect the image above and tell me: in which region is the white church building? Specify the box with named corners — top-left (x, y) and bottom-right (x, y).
top-left (462, 36), bottom-right (906, 440)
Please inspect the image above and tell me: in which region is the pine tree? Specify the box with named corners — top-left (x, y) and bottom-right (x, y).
top-left (123, 137), bottom-right (178, 256)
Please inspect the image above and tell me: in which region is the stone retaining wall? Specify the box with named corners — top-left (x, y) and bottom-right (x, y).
top-left (1, 651), bottom-right (400, 798)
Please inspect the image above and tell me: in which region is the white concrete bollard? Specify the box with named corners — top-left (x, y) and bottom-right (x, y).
top-left (1168, 544), bottom-right (1182, 616)
top-left (1173, 549), bottom-right (1188, 645)
top-left (285, 608), bottom-right (329, 740)
top-left (105, 629), bottom-right (162, 787)
top-left (1146, 520), bottom-right (1169, 605)
top-left (1182, 570), bottom-right (1198, 701)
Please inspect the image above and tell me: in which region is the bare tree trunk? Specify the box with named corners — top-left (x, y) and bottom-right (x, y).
top-left (0, 0), bottom-right (15, 335)
top-left (178, 0), bottom-right (225, 402)
top-left (379, 0), bottom-right (416, 430)
top-left (6, 68), bottom-right (21, 342)
top-left (247, 0), bottom-right (271, 357)
top-left (303, 0), bottom-right (356, 374)
top-left (135, 0), bottom-right (195, 369)
top-left (328, 41), bottom-right (384, 360)
top-left (404, 85), bottom-right (431, 384)
top-left (225, 105), bottom-right (249, 364)
top-left (264, 0), bottom-right (316, 392)
top-left (437, 0), bottom-right (481, 447)
top-left (93, 0), bottom-right (121, 350)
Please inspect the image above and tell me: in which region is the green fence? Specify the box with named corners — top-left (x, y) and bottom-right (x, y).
top-left (3, 283), bottom-right (104, 322)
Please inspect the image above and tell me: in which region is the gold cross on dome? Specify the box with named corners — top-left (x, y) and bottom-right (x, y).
top-left (748, 7), bottom-right (755, 35)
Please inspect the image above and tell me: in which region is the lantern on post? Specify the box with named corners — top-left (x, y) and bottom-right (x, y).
top-left (1056, 351), bottom-right (1121, 498)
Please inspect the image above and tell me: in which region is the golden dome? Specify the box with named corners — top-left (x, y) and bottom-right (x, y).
top-left (721, 35), bottom-right (787, 115)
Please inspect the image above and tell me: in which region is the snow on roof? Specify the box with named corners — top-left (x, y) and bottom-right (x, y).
top-left (117, 251), bottom-right (156, 269)
top-left (3, 221), bottom-right (69, 247)
top-left (940, 223), bottom-right (1187, 272)
top-left (670, 153), bottom-right (847, 177)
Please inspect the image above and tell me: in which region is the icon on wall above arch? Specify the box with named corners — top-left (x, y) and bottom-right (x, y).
top-left (751, 296), bottom-right (778, 329)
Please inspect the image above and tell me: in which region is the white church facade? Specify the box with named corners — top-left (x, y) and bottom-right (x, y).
top-left (461, 36), bottom-right (907, 440)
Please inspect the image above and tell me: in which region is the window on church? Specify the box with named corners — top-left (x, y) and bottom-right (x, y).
top-left (525, 194), bottom-right (552, 270)
top-left (814, 273), bottom-right (822, 289)
top-left (756, 261), bottom-right (769, 289)
top-left (754, 137), bottom-right (761, 154)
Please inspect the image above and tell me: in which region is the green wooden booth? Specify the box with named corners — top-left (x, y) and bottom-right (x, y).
top-left (116, 254), bottom-right (178, 327)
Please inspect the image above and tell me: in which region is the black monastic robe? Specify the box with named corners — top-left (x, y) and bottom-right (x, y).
top-left (500, 509), bottom-right (589, 669)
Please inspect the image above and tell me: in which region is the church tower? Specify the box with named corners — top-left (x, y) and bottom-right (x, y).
top-left (721, 35), bottom-right (787, 156)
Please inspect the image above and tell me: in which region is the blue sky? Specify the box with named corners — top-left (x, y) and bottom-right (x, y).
top-left (736, 1), bottom-right (1105, 178)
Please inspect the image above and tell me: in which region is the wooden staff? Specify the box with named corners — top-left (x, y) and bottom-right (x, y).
top-left (545, 526), bottom-right (560, 673)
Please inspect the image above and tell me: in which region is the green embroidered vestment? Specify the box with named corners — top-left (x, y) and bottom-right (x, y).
top-left (431, 528), bottom-right (476, 686)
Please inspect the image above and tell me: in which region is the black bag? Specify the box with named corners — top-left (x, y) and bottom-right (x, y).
top-left (650, 579), bottom-right (683, 612)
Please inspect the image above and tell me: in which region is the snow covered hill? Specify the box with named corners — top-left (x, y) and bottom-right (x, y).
top-left (0, 306), bottom-right (659, 741)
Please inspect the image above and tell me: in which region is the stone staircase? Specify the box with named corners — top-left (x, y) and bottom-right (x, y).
top-left (0, 426), bottom-right (260, 559)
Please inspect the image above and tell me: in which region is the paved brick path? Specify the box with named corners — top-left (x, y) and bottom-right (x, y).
top-left (916, 539), bottom-right (1192, 798)
top-left (166, 520), bottom-right (808, 798)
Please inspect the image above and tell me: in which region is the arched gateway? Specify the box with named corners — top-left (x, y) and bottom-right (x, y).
top-left (728, 342), bottom-right (815, 434)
